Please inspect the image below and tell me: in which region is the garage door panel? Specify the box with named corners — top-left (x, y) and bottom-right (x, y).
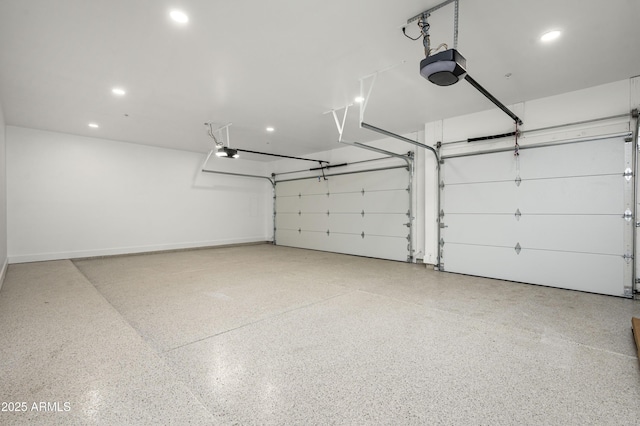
top-left (518, 251), bottom-right (625, 297)
top-left (519, 215), bottom-right (624, 255)
top-left (363, 191), bottom-right (408, 213)
top-left (328, 193), bottom-right (363, 212)
top-left (443, 244), bottom-right (522, 281)
top-left (277, 180), bottom-right (327, 197)
top-left (301, 182), bottom-right (329, 195)
top-left (324, 233), bottom-right (367, 257)
top-left (517, 176), bottom-right (624, 214)
top-left (443, 244), bottom-right (625, 296)
top-left (444, 151), bottom-right (517, 184)
top-left (329, 216), bottom-right (409, 238)
top-left (329, 214), bottom-right (362, 233)
top-left (299, 195), bottom-right (329, 212)
top-left (331, 168), bottom-right (408, 192)
top-left (278, 230), bottom-right (329, 251)
top-left (444, 214), bottom-right (519, 247)
top-left (278, 233), bottom-right (407, 262)
top-left (443, 183), bottom-right (517, 214)
top-left (327, 175), bottom-right (362, 193)
top-left (273, 183), bottom-right (302, 197)
top-left (445, 215), bottom-right (623, 256)
top-left (287, 232), bottom-right (332, 252)
top-left (299, 214), bottom-right (328, 231)
top-left (310, 233), bottom-right (334, 252)
top-left (330, 234), bottom-right (408, 262)
top-left (518, 139), bottom-right (624, 178)
top-left (359, 235), bottom-right (409, 261)
top-left (275, 213), bottom-right (299, 230)
top-left (275, 196), bottom-right (299, 213)
top-left (363, 214), bottom-right (409, 237)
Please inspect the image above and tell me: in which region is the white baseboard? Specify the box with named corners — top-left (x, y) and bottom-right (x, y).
top-left (8, 237), bottom-right (270, 264)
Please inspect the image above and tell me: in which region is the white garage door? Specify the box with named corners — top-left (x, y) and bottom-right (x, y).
top-left (440, 136), bottom-right (633, 297)
top-left (275, 167), bottom-right (411, 261)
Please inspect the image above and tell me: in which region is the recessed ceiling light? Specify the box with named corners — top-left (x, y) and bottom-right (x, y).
top-left (88, 123), bottom-right (99, 128)
top-left (170, 10), bottom-right (189, 24)
top-left (540, 30), bottom-right (561, 42)
top-left (266, 127), bottom-right (275, 132)
top-left (112, 87), bottom-right (126, 96)
top-left (354, 96), bottom-right (365, 103)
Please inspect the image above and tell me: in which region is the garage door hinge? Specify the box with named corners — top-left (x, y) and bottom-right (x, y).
top-left (439, 223), bottom-right (447, 229)
top-left (623, 253), bottom-right (633, 263)
top-left (404, 222), bottom-right (411, 227)
top-left (624, 168), bottom-right (633, 180)
top-left (440, 180), bottom-right (445, 189)
top-left (623, 209), bottom-right (633, 221)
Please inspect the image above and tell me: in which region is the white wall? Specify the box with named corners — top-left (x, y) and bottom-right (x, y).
top-left (0, 102), bottom-right (7, 289)
top-left (424, 78), bottom-right (639, 266)
top-left (7, 127), bottom-right (272, 263)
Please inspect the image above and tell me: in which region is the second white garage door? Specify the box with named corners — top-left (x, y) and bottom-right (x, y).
top-left (440, 136), bottom-right (633, 297)
top-left (275, 166), bottom-right (411, 262)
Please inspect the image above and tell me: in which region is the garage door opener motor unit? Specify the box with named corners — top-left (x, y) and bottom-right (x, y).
top-left (405, 0), bottom-right (522, 126)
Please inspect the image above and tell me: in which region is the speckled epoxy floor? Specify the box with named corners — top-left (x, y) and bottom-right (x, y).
top-left (1, 244), bottom-right (639, 425)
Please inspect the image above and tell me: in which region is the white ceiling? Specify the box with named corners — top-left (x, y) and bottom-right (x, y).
top-left (0, 0), bottom-right (639, 160)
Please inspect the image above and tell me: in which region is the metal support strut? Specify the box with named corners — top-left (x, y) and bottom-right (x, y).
top-left (407, 0), bottom-right (459, 50)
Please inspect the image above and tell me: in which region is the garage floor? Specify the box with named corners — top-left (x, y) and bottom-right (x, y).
top-left (1, 244), bottom-right (639, 425)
